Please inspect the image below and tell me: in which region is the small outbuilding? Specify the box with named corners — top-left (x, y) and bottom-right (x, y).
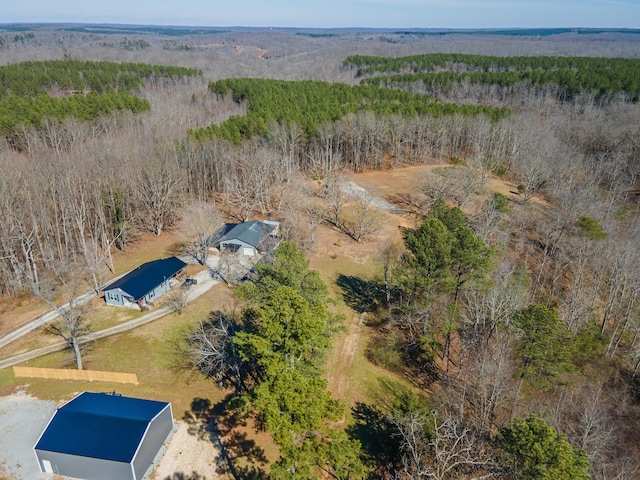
top-left (102, 256), bottom-right (187, 307)
top-left (218, 220), bottom-right (280, 256)
top-left (34, 392), bottom-right (173, 480)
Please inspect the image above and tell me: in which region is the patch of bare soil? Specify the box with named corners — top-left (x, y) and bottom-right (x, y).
top-left (342, 164), bottom-right (439, 201)
top-left (151, 421), bottom-right (222, 480)
top-left (316, 164), bottom-right (525, 409)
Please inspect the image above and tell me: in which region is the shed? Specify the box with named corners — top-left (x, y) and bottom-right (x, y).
top-left (218, 220), bottom-right (279, 256)
top-left (102, 256), bottom-right (187, 307)
top-left (34, 392), bottom-right (173, 480)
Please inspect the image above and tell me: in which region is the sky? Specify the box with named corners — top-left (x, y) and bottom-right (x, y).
top-left (2, 0), bottom-right (639, 29)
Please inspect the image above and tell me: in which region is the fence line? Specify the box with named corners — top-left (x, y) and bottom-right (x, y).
top-left (13, 366), bottom-right (138, 384)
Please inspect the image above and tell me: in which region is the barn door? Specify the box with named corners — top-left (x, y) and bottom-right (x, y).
top-left (42, 460), bottom-right (53, 473)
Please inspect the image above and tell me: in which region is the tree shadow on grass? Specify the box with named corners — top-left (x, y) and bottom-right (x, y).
top-left (336, 274), bottom-right (386, 313)
top-left (183, 396), bottom-right (268, 480)
top-left (162, 473), bottom-right (206, 480)
top-left (347, 402), bottom-right (401, 478)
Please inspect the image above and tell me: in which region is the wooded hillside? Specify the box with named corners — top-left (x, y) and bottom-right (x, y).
top-left (1, 27), bottom-right (640, 479)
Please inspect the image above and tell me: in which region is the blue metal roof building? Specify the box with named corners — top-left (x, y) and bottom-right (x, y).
top-left (102, 256), bottom-right (187, 307)
top-left (34, 392), bottom-right (174, 480)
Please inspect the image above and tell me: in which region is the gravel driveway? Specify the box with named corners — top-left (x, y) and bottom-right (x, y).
top-left (0, 390), bottom-right (56, 480)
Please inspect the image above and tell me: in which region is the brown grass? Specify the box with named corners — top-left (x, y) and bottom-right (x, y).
top-left (0, 229), bottom-right (185, 339)
top-left (0, 164), bottom-right (522, 475)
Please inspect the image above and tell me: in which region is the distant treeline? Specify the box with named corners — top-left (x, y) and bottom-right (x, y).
top-left (345, 54), bottom-right (640, 100)
top-left (0, 59), bottom-right (199, 97)
top-left (0, 24), bottom-right (228, 36)
top-left (191, 78), bottom-right (509, 142)
top-left (0, 60), bottom-right (200, 138)
top-left (393, 28), bottom-right (640, 37)
top-left (0, 92), bottom-right (150, 133)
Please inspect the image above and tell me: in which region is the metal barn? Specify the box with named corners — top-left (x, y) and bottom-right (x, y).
top-left (34, 392), bottom-right (174, 480)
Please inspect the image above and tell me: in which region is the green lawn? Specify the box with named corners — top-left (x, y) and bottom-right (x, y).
top-left (0, 227), bottom-right (424, 476)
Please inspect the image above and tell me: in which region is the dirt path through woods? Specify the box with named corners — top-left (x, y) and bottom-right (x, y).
top-left (328, 312), bottom-right (366, 422)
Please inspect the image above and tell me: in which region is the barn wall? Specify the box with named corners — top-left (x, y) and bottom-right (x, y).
top-left (35, 449), bottom-right (133, 480)
top-left (132, 405), bottom-right (174, 480)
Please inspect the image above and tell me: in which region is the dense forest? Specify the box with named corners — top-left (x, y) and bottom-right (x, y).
top-left (192, 78), bottom-right (508, 143)
top-left (1, 28), bottom-right (640, 479)
top-left (0, 60), bottom-right (199, 144)
top-left (345, 53), bottom-right (640, 101)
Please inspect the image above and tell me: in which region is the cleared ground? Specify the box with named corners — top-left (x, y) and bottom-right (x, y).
top-left (0, 391), bottom-right (56, 480)
top-left (0, 164), bottom-right (521, 479)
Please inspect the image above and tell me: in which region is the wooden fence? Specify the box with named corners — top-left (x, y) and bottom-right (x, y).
top-left (13, 366), bottom-right (138, 384)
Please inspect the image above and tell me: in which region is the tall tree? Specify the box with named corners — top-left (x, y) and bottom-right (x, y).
top-left (35, 259), bottom-right (91, 370)
top-left (497, 413), bottom-right (590, 480)
top-left (397, 199), bottom-right (493, 305)
top-left (232, 241), bottom-right (366, 478)
top-left (180, 201), bottom-right (223, 266)
top-left (512, 304), bottom-right (575, 393)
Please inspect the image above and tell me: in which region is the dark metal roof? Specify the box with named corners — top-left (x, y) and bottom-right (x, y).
top-left (218, 220), bottom-right (276, 249)
top-left (35, 392), bottom-right (169, 463)
top-left (102, 257), bottom-right (187, 300)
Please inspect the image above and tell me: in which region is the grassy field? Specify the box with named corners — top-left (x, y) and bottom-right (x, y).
top-left (0, 282), bottom-right (231, 413)
top-left (0, 165), bottom-right (441, 476)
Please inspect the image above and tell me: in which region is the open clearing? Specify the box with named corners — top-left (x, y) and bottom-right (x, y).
top-left (0, 390), bottom-right (56, 480)
top-left (0, 164), bottom-right (522, 479)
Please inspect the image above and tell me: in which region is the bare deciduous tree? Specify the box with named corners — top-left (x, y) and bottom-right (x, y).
top-left (36, 259), bottom-right (91, 370)
top-left (136, 146), bottom-right (185, 235)
top-left (184, 311), bottom-right (243, 390)
top-left (181, 201), bottom-right (223, 266)
top-left (341, 196), bottom-right (381, 242)
top-left (391, 409), bottom-right (494, 480)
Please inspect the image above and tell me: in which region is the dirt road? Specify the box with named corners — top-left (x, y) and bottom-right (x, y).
top-left (328, 311), bottom-right (366, 422)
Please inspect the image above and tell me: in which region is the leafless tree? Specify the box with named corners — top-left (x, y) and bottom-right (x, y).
top-left (391, 409), bottom-right (494, 480)
top-left (181, 201), bottom-right (223, 266)
top-left (135, 144), bottom-right (185, 235)
top-left (166, 287), bottom-right (190, 314)
top-left (340, 196), bottom-right (381, 242)
top-left (265, 120), bottom-right (302, 180)
top-left (461, 265), bottom-right (529, 347)
top-left (304, 122), bottom-right (344, 179)
top-left (384, 115), bottom-right (411, 167)
top-left (35, 258), bottom-right (91, 370)
top-left (324, 174), bottom-right (349, 229)
top-left (422, 166), bottom-right (483, 208)
top-left (382, 241), bottom-right (403, 306)
top-left (184, 311), bottom-right (244, 390)
top-left (279, 193), bottom-right (326, 251)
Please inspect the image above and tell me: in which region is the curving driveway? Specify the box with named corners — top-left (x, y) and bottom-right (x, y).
top-left (0, 259), bottom-right (220, 371)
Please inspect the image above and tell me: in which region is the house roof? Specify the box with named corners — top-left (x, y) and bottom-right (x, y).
top-left (103, 257), bottom-right (186, 300)
top-left (35, 392), bottom-right (170, 463)
top-left (218, 220), bottom-right (276, 249)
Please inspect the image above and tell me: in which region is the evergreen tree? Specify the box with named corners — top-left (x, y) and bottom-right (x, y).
top-left (497, 413), bottom-right (590, 480)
